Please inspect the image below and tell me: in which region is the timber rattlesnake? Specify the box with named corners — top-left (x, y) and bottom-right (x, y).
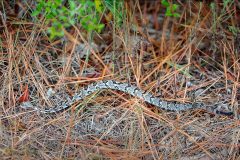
top-left (21, 80), bottom-right (234, 116)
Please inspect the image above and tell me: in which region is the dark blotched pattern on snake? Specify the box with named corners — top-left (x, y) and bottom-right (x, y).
top-left (22, 80), bottom-right (234, 116)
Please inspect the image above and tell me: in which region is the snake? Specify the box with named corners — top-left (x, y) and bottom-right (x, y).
top-left (21, 80), bottom-right (234, 116)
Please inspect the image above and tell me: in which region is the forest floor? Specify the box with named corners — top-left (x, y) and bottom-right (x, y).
top-left (0, 1), bottom-right (239, 159)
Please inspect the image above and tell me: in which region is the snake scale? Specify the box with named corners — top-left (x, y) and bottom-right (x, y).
top-left (22, 80), bottom-right (234, 116)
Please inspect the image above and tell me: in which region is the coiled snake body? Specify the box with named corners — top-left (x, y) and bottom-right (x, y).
top-left (22, 80), bottom-right (233, 116)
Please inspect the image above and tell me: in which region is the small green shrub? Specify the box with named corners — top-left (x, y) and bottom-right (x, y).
top-left (32, 0), bottom-right (105, 39)
top-left (161, 0), bottom-right (180, 18)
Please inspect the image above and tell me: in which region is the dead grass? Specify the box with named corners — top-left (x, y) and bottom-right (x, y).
top-left (0, 1), bottom-right (239, 159)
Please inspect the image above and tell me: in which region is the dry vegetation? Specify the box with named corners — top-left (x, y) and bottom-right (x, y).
top-left (0, 1), bottom-right (239, 159)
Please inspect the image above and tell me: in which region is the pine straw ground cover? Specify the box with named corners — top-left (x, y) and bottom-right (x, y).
top-left (0, 1), bottom-right (239, 159)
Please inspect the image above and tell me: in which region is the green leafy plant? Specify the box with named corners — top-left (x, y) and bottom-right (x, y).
top-left (32, 0), bottom-right (105, 39)
top-left (161, 0), bottom-right (180, 18)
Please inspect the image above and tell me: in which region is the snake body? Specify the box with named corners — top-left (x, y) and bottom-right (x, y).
top-left (23, 80), bottom-right (233, 116)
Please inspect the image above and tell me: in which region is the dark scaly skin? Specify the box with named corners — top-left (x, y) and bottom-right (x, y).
top-left (25, 80), bottom-right (234, 116)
